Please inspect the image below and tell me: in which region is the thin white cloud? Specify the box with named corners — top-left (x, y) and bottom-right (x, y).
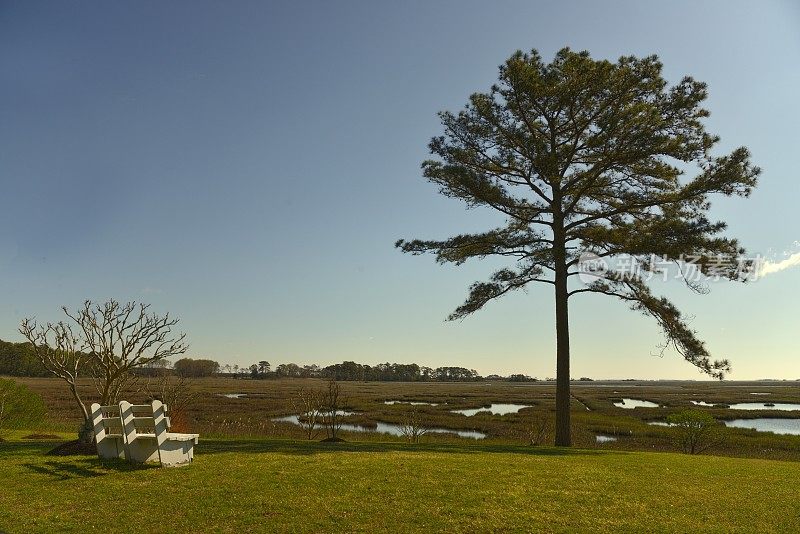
top-left (759, 252), bottom-right (800, 277)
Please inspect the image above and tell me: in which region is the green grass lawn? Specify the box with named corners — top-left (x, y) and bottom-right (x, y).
top-left (1, 436), bottom-right (799, 533)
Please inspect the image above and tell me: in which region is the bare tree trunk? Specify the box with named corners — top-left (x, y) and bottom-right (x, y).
top-left (69, 383), bottom-right (89, 423)
top-left (69, 383), bottom-right (94, 444)
top-left (101, 379), bottom-right (111, 406)
top-left (322, 379), bottom-right (343, 440)
top-left (553, 216), bottom-right (572, 447)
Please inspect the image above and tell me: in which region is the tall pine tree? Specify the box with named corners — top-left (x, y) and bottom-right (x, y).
top-left (397, 49), bottom-right (759, 446)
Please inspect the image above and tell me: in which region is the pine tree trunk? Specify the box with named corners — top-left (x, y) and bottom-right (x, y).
top-left (554, 274), bottom-right (571, 446)
top-left (553, 215), bottom-right (572, 447)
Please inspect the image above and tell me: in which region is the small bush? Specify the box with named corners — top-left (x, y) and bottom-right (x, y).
top-left (667, 409), bottom-right (720, 454)
top-left (0, 378), bottom-right (46, 436)
top-left (399, 408), bottom-right (428, 443)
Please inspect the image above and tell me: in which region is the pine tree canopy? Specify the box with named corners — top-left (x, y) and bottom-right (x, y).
top-left (397, 48), bottom-right (760, 379)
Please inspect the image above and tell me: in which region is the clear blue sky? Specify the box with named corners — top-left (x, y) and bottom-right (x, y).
top-left (1, 1), bottom-right (798, 379)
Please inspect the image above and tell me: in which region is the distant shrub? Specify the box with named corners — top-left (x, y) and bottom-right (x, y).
top-left (174, 358), bottom-right (220, 378)
top-left (0, 378), bottom-right (46, 436)
top-left (524, 412), bottom-right (552, 446)
top-left (666, 409), bottom-right (720, 454)
top-left (399, 408), bottom-right (428, 443)
top-left (292, 387), bottom-right (323, 440)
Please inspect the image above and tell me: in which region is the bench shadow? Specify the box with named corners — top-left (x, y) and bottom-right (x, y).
top-left (5, 438), bottom-right (628, 472)
top-left (22, 460), bottom-right (110, 480)
top-left (21, 458), bottom-right (153, 480)
top-left (4, 440), bottom-right (159, 481)
top-left (199, 438), bottom-right (629, 458)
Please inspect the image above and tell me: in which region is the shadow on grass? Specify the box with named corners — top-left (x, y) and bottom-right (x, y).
top-left (3, 438), bottom-right (628, 476)
top-left (0, 440), bottom-right (158, 480)
top-left (22, 459), bottom-right (134, 480)
top-left (199, 437), bottom-right (628, 458)
top-left (19, 455), bottom-right (157, 479)
top-left (21, 457), bottom-right (158, 480)
top-left (0, 440), bottom-right (64, 459)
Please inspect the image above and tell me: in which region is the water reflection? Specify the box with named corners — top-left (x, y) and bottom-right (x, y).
top-left (724, 418), bottom-right (800, 436)
top-left (273, 414), bottom-right (486, 439)
top-left (613, 398), bottom-right (659, 409)
top-left (689, 400), bottom-right (800, 411)
top-left (728, 403), bottom-right (800, 411)
top-left (451, 403), bottom-right (532, 416)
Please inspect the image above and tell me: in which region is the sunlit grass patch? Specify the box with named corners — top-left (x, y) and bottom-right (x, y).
top-left (1, 437), bottom-right (799, 533)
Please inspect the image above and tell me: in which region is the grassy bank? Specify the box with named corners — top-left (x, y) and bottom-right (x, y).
top-left (1, 437), bottom-right (799, 533)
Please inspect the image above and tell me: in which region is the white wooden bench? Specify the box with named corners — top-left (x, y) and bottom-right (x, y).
top-left (91, 400), bottom-right (199, 467)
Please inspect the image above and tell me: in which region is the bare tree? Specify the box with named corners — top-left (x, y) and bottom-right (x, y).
top-left (292, 387), bottom-right (323, 440)
top-left (321, 379), bottom-right (345, 440)
top-left (399, 408), bottom-right (428, 443)
top-left (66, 300), bottom-right (188, 405)
top-left (20, 299), bottom-right (188, 443)
top-left (19, 319), bottom-right (94, 440)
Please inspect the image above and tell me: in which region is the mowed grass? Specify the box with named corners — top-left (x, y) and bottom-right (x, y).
top-left (1, 438), bottom-right (799, 533)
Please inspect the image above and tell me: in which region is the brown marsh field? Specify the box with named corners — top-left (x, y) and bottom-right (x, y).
top-left (14, 377), bottom-right (800, 461)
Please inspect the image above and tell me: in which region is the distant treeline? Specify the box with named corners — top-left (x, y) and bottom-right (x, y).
top-left (0, 339), bottom-right (49, 377)
top-left (1, 338), bottom-right (543, 382)
top-left (173, 358), bottom-right (220, 378)
top-left (236, 361), bottom-right (540, 382)
top-left (0, 338), bottom-right (222, 379)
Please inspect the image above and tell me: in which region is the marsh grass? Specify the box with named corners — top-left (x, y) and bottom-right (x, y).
top-left (11, 377), bottom-right (800, 460)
